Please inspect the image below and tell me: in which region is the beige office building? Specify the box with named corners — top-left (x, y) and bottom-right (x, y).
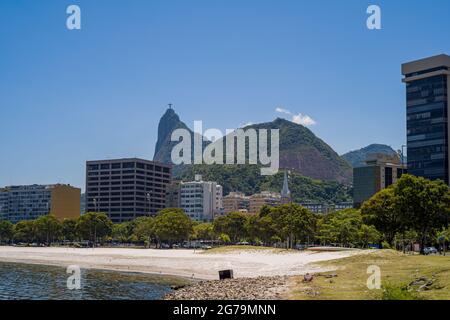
top-left (249, 191), bottom-right (281, 215)
top-left (223, 192), bottom-right (250, 214)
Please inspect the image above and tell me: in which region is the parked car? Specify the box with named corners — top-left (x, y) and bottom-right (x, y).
top-left (424, 247), bottom-right (438, 255)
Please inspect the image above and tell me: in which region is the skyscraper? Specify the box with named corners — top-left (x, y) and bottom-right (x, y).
top-left (402, 54), bottom-right (450, 185)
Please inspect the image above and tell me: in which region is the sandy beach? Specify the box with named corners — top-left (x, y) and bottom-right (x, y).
top-left (0, 246), bottom-right (358, 280)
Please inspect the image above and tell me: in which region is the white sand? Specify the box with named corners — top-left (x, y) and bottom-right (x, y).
top-left (0, 246), bottom-right (358, 280)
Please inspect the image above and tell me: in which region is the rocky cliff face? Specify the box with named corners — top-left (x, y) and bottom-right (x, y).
top-left (153, 108), bottom-right (197, 164)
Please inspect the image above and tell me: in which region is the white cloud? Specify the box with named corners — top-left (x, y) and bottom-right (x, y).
top-left (275, 107), bottom-right (291, 115)
top-left (292, 113), bottom-right (317, 126)
top-left (275, 107), bottom-right (316, 126)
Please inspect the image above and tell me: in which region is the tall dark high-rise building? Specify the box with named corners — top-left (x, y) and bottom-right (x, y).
top-left (402, 54), bottom-right (450, 185)
top-left (85, 158), bottom-right (171, 223)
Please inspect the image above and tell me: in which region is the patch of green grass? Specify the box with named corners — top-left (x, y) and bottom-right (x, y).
top-left (381, 282), bottom-right (422, 300)
top-left (288, 250), bottom-right (450, 300)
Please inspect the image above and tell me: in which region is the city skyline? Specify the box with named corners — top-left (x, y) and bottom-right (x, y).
top-left (1, 1), bottom-right (450, 190)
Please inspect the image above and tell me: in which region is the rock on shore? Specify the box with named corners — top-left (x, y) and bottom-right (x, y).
top-left (164, 276), bottom-right (289, 300)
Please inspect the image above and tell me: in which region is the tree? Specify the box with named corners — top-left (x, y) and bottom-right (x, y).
top-left (218, 233), bottom-right (231, 244)
top-left (0, 220), bottom-right (14, 244)
top-left (13, 220), bottom-right (36, 243)
top-left (394, 174), bottom-right (450, 254)
top-left (213, 212), bottom-right (248, 243)
top-left (361, 188), bottom-right (401, 245)
top-left (153, 209), bottom-right (193, 247)
top-left (62, 218), bottom-right (78, 241)
top-left (34, 215), bottom-right (62, 245)
top-left (258, 215), bottom-right (276, 245)
top-left (318, 209), bottom-right (362, 247)
top-left (436, 227), bottom-right (450, 256)
top-left (133, 216), bottom-right (155, 248)
top-left (358, 224), bottom-right (381, 248)
top-left (269, 204), bottom-right (317, 248)
top-left (192, 223), bottom-right (215, 241)
top-left (244, 214), bottom-right (262, 244)
top-left (259, 205), bottom-right (273, 217)
top-left (112, 222), bottom-right (134, 243)
top-left (75, 212), bottom-right (113, 246)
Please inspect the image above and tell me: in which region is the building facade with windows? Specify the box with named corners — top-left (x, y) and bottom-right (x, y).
top-left (299, 201), bottom-right (353, 214)
top-left (0, 184), bottom-right (81, 223)
top-left (223, 192), bottom-right (250, 214)
top-left (353, 155), bottom-right (407, 208)
top-left (85, 158), bottom-right (171, 223)
top-left (165, 180), bottom-right (181, 209)
top-left (402, 54), bottom-right (450, 185)
top-left (249, 191), bottom-right (281, 214)
top-left (180, 178), bottom-right (223, 222)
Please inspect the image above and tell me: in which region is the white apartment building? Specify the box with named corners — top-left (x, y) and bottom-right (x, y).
top-left (180, 177), bottom-right (223, 222)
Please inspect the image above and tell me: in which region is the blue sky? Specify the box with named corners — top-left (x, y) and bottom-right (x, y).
top-left (1, 0), bottom-right (450, 191)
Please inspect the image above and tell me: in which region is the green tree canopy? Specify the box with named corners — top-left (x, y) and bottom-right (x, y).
top-left (269, 203), bottom-right (317, 248)
top-left (393, 174), bottom-right (450, 253)
top-left (75, 212), bottom-right (113, 244)
top-left (34, 215), bottom-right (62, 244)
top-left (0, 220), bottom-right (14, 243)
top-left (13, 220), bottom-right (35, 243)
top-left (317, 209), bottom-right (362, 246)
top-left (358, 224), bottom-right (381, 248)
top-left (153, 208), bottom-right (193, 246)
top-left (213, 212), bottom-right (248, 243)
top-left (192, 222), bottom-right (215, 241)
top-left (133, 216), bottom-right (156, 247)
top-left (361, 188), bottom-right (401, 245)
top-left (62, 218), bottom-right (78, 241)
top-left (112, 222), bottom-right (134, 243)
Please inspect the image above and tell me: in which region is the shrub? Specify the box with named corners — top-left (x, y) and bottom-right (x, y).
top-left (381, 282), bottom-right (423, 300)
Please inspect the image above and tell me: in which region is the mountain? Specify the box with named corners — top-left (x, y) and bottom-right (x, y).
top-left (243, 118), bottom-right (352, 183)
top-left (153, 109), bottom-right (352, 183)
top-left (153, 108), bottom-right (209, 164)
top-left (341, 144), bottom-right (399, 167)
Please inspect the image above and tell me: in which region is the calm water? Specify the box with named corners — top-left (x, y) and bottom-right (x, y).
top-left (0, 261), bottom-right (185, 300)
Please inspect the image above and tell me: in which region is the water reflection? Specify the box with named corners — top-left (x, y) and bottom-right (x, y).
top-left (0, 262), bottom-right (186, 300)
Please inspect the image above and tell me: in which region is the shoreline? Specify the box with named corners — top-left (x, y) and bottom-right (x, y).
top-left (0, 246), bottom-right (359, 281)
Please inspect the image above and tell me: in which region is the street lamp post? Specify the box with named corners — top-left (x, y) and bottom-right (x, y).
top-left (146, 192), bottom-right (151, 216)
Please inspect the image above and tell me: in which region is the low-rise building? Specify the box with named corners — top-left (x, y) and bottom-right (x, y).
top-left (249, 191), bottom-right (281, 214)
top-left (0, 184), bottom-right (81, 223)
top-left (353, 154), bottom-right (407, 208)
top-left (299, 201), bottom-right (354, 214)
top-left (223, 192), bottom-right (250, 214)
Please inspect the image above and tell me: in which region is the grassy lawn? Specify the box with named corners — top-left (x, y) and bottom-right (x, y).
top-left (288, 250), bottom-right (450, 300)
top-left (200, 245), bottom-right (289, 254)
